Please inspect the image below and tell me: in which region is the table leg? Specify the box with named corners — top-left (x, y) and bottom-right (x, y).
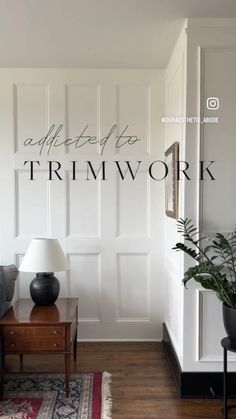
top-left (0, 374), bottom-right (3, 396)
top-left (73, 328), bottom-right (77, 363)
top-left (19, 354), bottom-right (23, 372)
top-left (65, 353), bottom-right (70, 397)
top-left (0, 353), bottom-right (3, 396)
top-left (1, 345), bottom-right (5, 370)
top-left (223, 348), bottom-right (227, 419)
top-left (0, 340), bottom-right (4, 395)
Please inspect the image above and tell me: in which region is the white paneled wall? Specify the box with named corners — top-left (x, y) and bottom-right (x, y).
top-left (117, 253), bottom-right (150, 321)
top-left (165, 19), bottom-right (236, 372)
top-left (0, 69), bottom-right (165, 340)
top-left (181, 22), bottom-right (236, 372)
top-left (194, 46), bottom-right (236, 367)
top-left (164, 25), bottom-right (187, 363)
top-left (15, 84), bottom-right (49, 153)
top-left (117, 171), bottom-right (150, 237)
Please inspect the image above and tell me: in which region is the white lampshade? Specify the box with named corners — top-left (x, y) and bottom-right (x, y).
top-left (19, 238), bottom-right (68, 273)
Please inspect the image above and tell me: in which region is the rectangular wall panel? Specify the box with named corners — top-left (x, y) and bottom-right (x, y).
top-left (15, 171), bottom-right (49, 238)
top-left (68, 254), bottom-right (101, 321)
top-left (117, 253), bottom-right (150, 321)
top-left (66, 84), bottom-right (100, 154)
top-left (14, 84), bottom-right (48, 153)
top-left (201, 49), bottom-right (236, 233)
top-left (66, 171), bottom-right (100, 237)
top-left (117, 171), bottom-right (150, 237)
top-left (116, 84), bottom-right (150, 154)
top-left (15, 254), bottom-right (31, 299)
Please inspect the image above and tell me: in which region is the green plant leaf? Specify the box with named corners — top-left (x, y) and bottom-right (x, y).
top-left (174, 218), bottom-right (236, 307)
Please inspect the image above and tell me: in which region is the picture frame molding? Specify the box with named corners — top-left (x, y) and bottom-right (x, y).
top-left (165, 141), bottom-right (179, 219)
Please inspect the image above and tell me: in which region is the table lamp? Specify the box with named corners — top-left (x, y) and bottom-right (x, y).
top-left (19, 238), bottom-right (68, 306)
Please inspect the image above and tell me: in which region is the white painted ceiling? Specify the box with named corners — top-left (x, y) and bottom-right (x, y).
top-left (1, 0), bottom-right (236, 68)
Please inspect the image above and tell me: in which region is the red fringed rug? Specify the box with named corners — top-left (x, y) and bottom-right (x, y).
top-left (0, 372), bottom-right (112, 419)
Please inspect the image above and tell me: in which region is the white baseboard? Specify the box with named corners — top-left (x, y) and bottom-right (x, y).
top-left (77, 338), bottom-right (162, 342)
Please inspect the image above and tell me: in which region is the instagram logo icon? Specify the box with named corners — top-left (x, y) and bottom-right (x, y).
top-left (207, 97), bottom-right (219, 110)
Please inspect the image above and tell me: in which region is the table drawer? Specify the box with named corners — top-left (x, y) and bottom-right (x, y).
top-left (4, 326), bottom-right (65, 338)
top-left (4, 338), bottom-right (65, 352)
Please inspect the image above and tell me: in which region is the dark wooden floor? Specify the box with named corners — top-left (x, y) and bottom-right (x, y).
top-left (3, 342), bottom-right (235, 418)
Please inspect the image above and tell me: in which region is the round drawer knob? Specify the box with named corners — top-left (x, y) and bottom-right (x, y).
top-left (53, 343), bottom-right (57, 347)
top-left (10, 331), bottom-right (15, 335)
top-left (53, 330), bottom-right (57, 335)
top-left (11, 343), bottom-right (15, 348)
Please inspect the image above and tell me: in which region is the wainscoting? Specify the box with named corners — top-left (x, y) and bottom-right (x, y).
top-left (0, 69), bottom-right (165, 341)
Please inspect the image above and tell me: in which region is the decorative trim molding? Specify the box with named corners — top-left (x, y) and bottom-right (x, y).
top-left (78, 338), bottom-right (161, 342)
top-left (67, 252), bottom-right (102, 323)
top-left (116, 170), bottom-right (150, 238)
top-left (65, 170), bottom-right (101, 238)
top-left (116, 253), bottom-right (150, 322)
top-left (65, 83), bottom-right (101, 155)
top-left (14, 169), bottom-right (50, 238)
top-left (13, 83), bottom-right (49, 154)
top-left (13, 84), bottom-right (18, 154)
top-left (115, 83), bottom-right (151, 155)
top-left (197, 289), bottom-right (236, 363)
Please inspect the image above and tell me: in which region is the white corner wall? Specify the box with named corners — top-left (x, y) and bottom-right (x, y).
top-left (183, 18), bottom-right (236, 371)
top-left (164, 23), bottom-right (187, 367)
top-left (165, 18), bottom-right (236, 372)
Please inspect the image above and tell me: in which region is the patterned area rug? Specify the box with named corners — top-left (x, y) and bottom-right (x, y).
top-left (0, 372), bottom-right (112, 419)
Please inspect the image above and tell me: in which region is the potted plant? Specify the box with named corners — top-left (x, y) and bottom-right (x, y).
top-left (173, 218), bottom-right (236, 343)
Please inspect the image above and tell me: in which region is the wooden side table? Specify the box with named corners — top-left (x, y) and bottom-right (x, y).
top-left (0, 298), bottom-right (78, 396)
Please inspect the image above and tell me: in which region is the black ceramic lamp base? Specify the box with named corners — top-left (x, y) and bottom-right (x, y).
top-left (30, 272), bottom-right (60, 306)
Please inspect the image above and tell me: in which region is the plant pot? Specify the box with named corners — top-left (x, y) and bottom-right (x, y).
top-left (222, 302), bottom-right (236, 343)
